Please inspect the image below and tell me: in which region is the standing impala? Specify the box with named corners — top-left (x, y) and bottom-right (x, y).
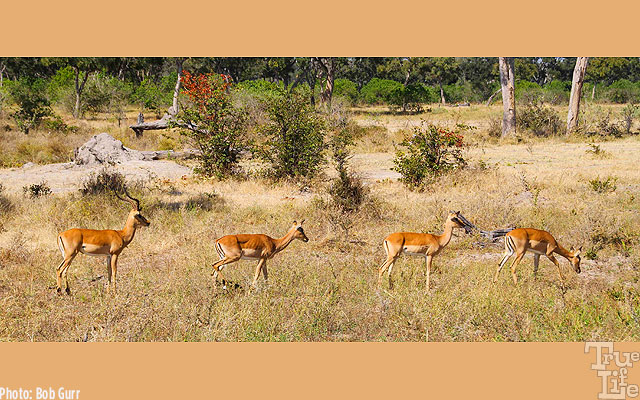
top-left (494, 228), bottom-right (581, 285)
top-left (378, 211), bottom-right (468, 290)
top-left (211, 220), bottom-right (309, 289)
top-left (55, 190), bottom-right (150, 295)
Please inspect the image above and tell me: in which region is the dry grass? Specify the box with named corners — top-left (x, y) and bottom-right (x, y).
top-left (0, 105), bottom-right (639, 342)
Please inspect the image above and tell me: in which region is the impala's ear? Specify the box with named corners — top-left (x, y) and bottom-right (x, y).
top-left (292, 220), bottom-right (298, 225)
top-left (456, 211), bottom-right (461, 215)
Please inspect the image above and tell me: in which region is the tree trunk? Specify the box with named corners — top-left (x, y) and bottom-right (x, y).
top-left (168, 58), bottom-right (184, 117)
top-left (73, 68), bottom-right (90, 119)
top-left (591, 83), bottom-right (596, 100)
top-left (439, 81), bottom-right (446, 105)
top-left (498, 57), bottom-right (516, 137)
top-left (567, 57), bottom-right (590, 135)
top-left (0, 63), bottom-right (5, 87)
top-left (317, 58), bottom-right (335, 110)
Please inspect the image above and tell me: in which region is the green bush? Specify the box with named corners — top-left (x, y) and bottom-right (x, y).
top-left (257, 91), bottom-right (326, 179)
top-left (47, 66), bottom-right (75, 104)
top-left (543, 80), bottom-right (570, 105)
top-left (360, 78), bottom-right (403, 105)
top-left (7, 77), bottom-right (52, 134)
top-left (443, 82), bottom-right (475, 103)
top-left (40, 115), bottom-right (78, 134)
top-left (133, 74), bottom-right (175, 118)
top-left (333, 78), bottom-right (359, 105)
top-left (517, 98), bottom-right (562, 136)
top-left (605, 79), bottom-right (640, 104)
top-left (83, 73), bottom-right (132, 124)
top-left (515, 80), bottom-right (543, 102)
top-left (327, 119), bottom-right (367, 213)
top-left (393, 123), bottom-right (466, 189)
top-left (389, 83), bottom-right (431, 113)
top-left (235, 79), bottom-right (285, 100)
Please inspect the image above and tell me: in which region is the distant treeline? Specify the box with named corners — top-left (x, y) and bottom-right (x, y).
top-left (2, 58), bottom-right (640, 116)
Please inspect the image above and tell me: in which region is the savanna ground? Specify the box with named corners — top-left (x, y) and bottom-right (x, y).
top-left (0, 103), bottom-right (639, 341)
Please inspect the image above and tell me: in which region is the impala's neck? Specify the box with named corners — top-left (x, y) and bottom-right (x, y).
top-left (554, 244), bottom-right (574, 260)
top-left (274, 228), bottom-right (297, 254)
top-left (119, 215), bottom-right (138, 246)
top-left (437, 221), bottom-right (455, 248)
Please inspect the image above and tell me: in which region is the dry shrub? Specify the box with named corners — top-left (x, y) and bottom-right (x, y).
top-left (80, 169), bottom-right (128, 195)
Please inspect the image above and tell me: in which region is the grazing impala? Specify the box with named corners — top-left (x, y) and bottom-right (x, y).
top-left (494, 228), bottom-right (582, 285)
top-left (55, 189), bottom-right (150, 295)
top-left (378, 211), bottom-right (468, 290)
top-left (211, 220), bottom-right (309, 289)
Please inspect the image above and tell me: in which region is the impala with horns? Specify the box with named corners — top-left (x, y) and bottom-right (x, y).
top-left (211, 220), bottom-right (309, 289)
top-left (494, 228), bottom-right (582, 285)
top-left (378, 211), bottom-right (470, 290)
top-left (55, 189), bottom-right (150, 295)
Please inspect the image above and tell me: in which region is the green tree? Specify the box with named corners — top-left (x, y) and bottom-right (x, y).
top-left (586, 58), bottom-right (631, 100)
top-left (425, 57), bottom-right (460, 105)
top-left (257, 91), bottom-right (326, 179)
top-left (8, 77), bottom-right (52, 134)
top-left (177, 72), bottom-right (247, 178)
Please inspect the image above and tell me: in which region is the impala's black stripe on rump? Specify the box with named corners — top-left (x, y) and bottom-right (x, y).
top-left (215, 241), bottom-right (225, 259)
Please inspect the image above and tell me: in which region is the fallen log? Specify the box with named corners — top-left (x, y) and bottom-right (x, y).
top-left (129, 114), bottom-right (173, 137)
top-left (139, 149), bottom-right (199, 160)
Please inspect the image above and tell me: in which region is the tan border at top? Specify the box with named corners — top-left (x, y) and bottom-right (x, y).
top-left (1, 0), bottom-right (636, 56)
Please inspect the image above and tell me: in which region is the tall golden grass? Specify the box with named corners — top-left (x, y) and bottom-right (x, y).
top-left (0, 104), bottom-right (638, 341)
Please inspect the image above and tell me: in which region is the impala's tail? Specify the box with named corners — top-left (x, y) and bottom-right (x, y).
top-left (57, 235), bottom-right (65, 258)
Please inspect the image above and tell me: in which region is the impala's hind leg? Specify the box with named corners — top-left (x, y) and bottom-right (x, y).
top-left (378, 240), bottom-right (400, 288)
top-left (509, 251), bottom-right (525, 285)
top-left (494, 236), bottom-right (515, 283)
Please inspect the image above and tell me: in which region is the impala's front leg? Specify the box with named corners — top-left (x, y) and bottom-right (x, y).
top-left (533, 254), bottom-right (540, 278)
top-left (425, 255), bottom-right (433, 291)
top-left (252, 259), bottom-right (266, 287)
top-left (261, 260), bottom-right (269, 281)
top-left (110, 254), bottom-right (119, 293)
top-left (106, 255), bottom-right (112, 285)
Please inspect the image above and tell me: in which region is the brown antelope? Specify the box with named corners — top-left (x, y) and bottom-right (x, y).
top-left (494, 228), bottom-right (582, 285)
top-left (211, 220), bottom-right (309, 289)
top-left (378, 211), bottom-right (468, 290)
top-left (55, 190), bottom-right (150, 295)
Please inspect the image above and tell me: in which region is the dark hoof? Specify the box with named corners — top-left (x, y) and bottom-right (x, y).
top-left (65, 288), bottom-right (72, 296)
top-left (57, 287), bottom-right (62, 295)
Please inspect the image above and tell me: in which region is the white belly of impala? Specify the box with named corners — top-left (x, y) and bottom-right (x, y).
top-left (403, 251), bottom-right (427, 257)
top-left (80, 244), bottom-right (110, 256)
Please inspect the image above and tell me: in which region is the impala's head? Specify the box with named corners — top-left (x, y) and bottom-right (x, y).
top-left (570, 246), bottom-right (582, 273)
top-left (115, 189), bottom-right (150, 228)
top-left (292, 220), bottom-right (309, 242)
top-left (447, 211), bottom-right (469, 232)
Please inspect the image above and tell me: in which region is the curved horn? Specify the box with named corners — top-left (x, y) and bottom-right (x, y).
top-left (113, 188), bottom-right (139, 211)
top-left (124, 188), bottom-right (141, 211)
